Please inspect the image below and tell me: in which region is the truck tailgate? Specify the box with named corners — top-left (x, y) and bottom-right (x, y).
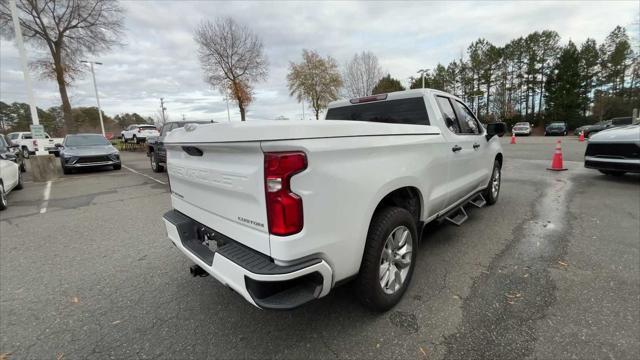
top-left (166, 142), bottom-right (270, 255)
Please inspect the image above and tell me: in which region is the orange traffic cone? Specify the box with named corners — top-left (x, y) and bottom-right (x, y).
top-left (510, 133), bottom-right (516, 144)
top-left (578, 131), bottom-right (585, 142)
top-left (548, 140), bottom-right (567, 171)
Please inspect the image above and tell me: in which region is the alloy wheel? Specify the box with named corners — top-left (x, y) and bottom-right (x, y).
top-left (491, 166), bottom-right (501, 199)
top-left (379, 225), bottom-right (413, 294)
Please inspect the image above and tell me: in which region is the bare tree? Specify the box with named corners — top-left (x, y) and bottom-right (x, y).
top-left (194, 17), bottom-right (268, 121)
top-left (342, 51), bottom-right (383, 98)
top-left (287, 49), bottom-right (342, 120)
top-left (0, 0), bottom-right (124, 133)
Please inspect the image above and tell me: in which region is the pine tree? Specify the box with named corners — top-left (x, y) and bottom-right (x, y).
top-left (545, 42), bottom-right (582, 127)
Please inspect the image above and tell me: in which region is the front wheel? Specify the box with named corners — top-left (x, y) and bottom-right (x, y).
top-left (15, 172), bottom-right (23, 190)
top-left (113, 164), bottom-right (122, 170)
top-left (355, 207), bottom-right (417, 312)
top-left (150, 152), bottom-right (164, 172)
top-left (483, 159), bottom-right (501, 205)
top-left (0, 183), bottom-right (7, 211)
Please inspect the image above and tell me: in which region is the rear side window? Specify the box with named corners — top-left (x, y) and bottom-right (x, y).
top-left (22, 133), bottom-right (32, 139)
top-left (325, 97), bottom-right (429, 125)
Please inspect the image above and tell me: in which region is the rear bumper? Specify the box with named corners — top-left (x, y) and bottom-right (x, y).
top-left (163, 210), bottom-right (333, 309)
top-left (585, 156), bottom-right (640, 173)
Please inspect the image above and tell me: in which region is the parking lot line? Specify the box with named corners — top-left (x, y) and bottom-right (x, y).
top-left (39, 180), bottom-right (52, 214)
top-left (122, 164), bottom-right (167, 185)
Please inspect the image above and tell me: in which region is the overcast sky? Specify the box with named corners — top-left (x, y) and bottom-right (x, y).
top-left (0, 0), bottom-right (638, 122)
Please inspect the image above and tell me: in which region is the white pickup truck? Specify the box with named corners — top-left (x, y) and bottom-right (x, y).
top-left (7, 131), bottom-right (63, 158)
top-left (162, 89), bottom-right (506, 311)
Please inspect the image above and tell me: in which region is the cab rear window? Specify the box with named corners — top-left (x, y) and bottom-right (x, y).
top-left (325, 97), bottom-right (429, 125)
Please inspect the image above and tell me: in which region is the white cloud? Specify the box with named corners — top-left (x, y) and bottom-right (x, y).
top-left (0, 0), bottom-right (637, 123)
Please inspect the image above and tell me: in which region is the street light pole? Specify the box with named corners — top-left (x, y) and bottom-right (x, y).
top-left (9, 0), bottom-right (39, 126)
top-left (81, 60), bottom-right (105, 136)
top-left (417, 69), bottom-right (429, 89)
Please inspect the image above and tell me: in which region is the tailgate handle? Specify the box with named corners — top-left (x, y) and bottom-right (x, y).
top-left (182, 146), bottom-right (203, 156)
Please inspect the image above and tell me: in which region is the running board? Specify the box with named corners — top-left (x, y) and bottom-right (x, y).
top-left (444, 206), bottom-right (468, 226)
top-left (468, 193), bottom-right (487, 208)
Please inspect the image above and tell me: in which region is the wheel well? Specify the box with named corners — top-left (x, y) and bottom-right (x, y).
top-left (374, 187), bottom-right (422, 223)
top-left (495, 153), bottom-right (503, 167)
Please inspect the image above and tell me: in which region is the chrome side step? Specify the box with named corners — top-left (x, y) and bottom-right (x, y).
top-left (445, 206), bottom-right (468, 226)
top-left (469, 193), bottom-right (487, 208)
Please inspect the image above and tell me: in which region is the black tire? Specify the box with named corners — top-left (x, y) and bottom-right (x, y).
top-left (483, 159), bottom-right (501, 205)
top-left (544, 132), bottom-right (548, 136)
top-left (62, 165), bottom-right (72, 175)
top-left (121, 135), bottom-right (127, 143)
top-left (599, 170), bottom-right (625, 176)
top-left (22, 147), bottom-right (30, 159)
top-left (150, 152), bottom-right (164, 172)
top-left (113, 164), bottom-right (121, 170)
top-left (19, 161), bottom-right (26, 173)
top-left (355, 206), bottom-right (418, 312)
top-left (14, 172), bottom-right (23, 190)
top-left (0, 183), bottom-right (7, 211)
top-left (133, 135), bottom-right (138, 144)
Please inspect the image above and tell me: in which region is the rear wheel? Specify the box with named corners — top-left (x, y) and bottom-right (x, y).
top-left (19, 161), bottom-right (26, 173)
top-left (62, 164), bottom-right (72, 175)
top-left (0, 183), bottom-right (7, 211)
top-left (355, 206), bottom-right (417, 312)
top-left (483, 159), bottom-right (501, 205)
top-left (599, 170), bottom-right (625, 176)
top-left (22, 147), bottom-right (30, 159)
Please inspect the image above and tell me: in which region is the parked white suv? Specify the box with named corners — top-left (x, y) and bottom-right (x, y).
top-left (120, 124), bottom-right (159, 143)
top-left (162, 89), bottom-right (506, 311)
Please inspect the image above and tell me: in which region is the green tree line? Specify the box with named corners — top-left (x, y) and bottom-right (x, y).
top-left (404, 25), bottom-right (638, 129)
top-left (0, 101), bottom-right (152, 136)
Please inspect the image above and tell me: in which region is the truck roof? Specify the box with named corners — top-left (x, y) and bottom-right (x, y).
top-left (328, 88), bottom-right (461, 109)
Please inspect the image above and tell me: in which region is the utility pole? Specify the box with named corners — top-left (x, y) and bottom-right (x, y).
top-left (9, 0), bottom-right (39, 126)
top-left (81, 60), bottom-right (105, 136)
top-left (160, 98), bottom-right (167, 124)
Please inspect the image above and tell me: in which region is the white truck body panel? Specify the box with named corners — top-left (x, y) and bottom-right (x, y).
top-left (163, 89), bottom-right (504, 308)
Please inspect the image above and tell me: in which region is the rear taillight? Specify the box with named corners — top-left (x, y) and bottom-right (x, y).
top-left (264, 152), bottom-right (307, 236)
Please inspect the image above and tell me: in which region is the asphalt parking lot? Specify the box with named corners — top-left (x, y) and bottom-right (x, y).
top-left (1, 136), bottom-right (638, 360)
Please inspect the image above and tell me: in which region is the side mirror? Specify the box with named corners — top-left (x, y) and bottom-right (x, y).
top-left (486, 122), bottom-right (507, 140)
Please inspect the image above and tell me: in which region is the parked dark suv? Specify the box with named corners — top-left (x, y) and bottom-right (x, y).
top-left (545, 122), bottom-right (568, 136)
top-left (147, 120), bottom-right (213, 172)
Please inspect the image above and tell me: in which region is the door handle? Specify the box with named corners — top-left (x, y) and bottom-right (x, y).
top-left (473, 143), bottom-right (480, 150)
top-left (452, 145), bottom-right (462, 152)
